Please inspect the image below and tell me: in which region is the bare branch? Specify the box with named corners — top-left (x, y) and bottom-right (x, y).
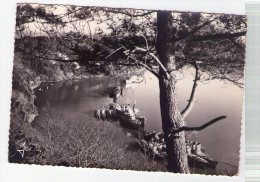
top-left (171, 115), bottom-right (226, 134)
top-left (140, 34), bottom-right (149, 50)
top-left (127, 56), bottom-right (159, 78)
top-left (135, 46), bottom-right (169, 76)
top-left (181, 62), bottom-right (200, 118)
top-left (103, 44), bottom-right (159, 78)
top-left (105, 47), bottom-right (124, 59)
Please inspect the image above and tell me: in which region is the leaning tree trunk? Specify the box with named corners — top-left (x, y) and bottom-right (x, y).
top-left (156, 11), bottom-right (190, 173)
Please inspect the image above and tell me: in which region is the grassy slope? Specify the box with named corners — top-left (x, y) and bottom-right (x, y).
top-left (29, 105), bottom-right (166, 171)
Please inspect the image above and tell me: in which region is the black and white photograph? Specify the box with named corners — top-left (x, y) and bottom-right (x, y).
top-left (8, 3), bottom-right (246, 176)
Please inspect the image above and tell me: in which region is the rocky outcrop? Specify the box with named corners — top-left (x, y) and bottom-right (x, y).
top-left (11, 55), bottom-right (40, 124)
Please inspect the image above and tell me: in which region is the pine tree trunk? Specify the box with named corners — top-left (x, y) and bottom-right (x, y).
top-left (156, 11), bottom-right (190, 173)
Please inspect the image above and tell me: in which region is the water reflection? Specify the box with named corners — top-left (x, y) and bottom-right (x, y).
top-left (35, 67), bottom-right (243, 173)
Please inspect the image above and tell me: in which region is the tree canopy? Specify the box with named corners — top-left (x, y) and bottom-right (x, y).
top-left (15, 3), bottom-right (246, 87)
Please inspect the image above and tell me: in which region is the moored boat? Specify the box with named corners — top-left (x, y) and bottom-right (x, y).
top-left (186, 140), bottom-right (218, 169)
top-left (95, 103), bottom-right (146, 129)
top-left (116, 105), bottom-right (145, 129)
top-left (188, 153), bottom-right (218, 169)
top-left (117, 110), bottom-right (142, 129)
top-left (137, 131), bottom-right (218, 169)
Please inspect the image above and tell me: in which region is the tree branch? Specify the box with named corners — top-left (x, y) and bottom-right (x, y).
top-left (176, 17), bottom-right (219, 41)
top-left (140, 33), bottom-right (149, 50)
top-left (135, 46), bottom-right (169, 77)
top-left (181, 62), bottom-right (200, 118)
top-left (105, 9), bottom-right (156, 17)
top-left (105, 47), bottom-right (124, 59)
top-left (127, 56), bottom-right (159, 78)
top-left (187, 31), bottom-right (246, 42)
top-left (171, 115), bottom-right (226, 134)
top-left (103, 45), bottom-right (159, 78)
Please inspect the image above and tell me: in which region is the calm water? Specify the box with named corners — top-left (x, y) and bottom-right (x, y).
top-left (35, 68), bottom-right (243, 173)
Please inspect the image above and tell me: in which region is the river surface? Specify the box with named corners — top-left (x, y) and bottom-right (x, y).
top-left (35, 68), bottom-right (243, 174)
